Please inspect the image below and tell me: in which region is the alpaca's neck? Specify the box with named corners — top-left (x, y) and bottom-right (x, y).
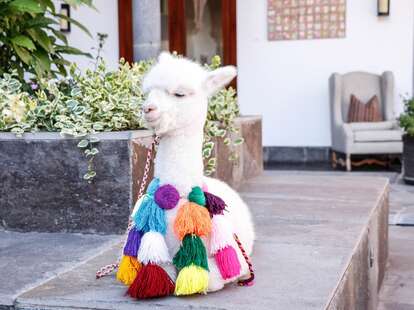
top-left (154, 127), bottom-right (204, 196)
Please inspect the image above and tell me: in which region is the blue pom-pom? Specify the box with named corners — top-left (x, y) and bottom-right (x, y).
top-left (147, 178), bottom-right (160, 196)
top-left (133, 197), bottom-right (166, 234)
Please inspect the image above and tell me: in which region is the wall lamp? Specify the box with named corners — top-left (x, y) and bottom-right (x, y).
top-left (378, 0), bottom-right (390, 16)
top-left (60, 3), bottom-right (71, 32)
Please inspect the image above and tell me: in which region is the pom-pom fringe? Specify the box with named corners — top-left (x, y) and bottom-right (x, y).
top-left (116, 256), bottom-right (141, 286)
top-left (127, 263), bottom-right (175, 299)
top-left (174, 264), bottom-right (209, 296)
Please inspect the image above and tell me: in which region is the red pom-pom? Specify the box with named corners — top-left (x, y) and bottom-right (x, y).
top-left (127, 264), bottom-right (175, 299)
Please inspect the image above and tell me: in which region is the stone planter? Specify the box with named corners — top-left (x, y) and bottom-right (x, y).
top-left (403, 134), bottom-right (414, 185)
top-left (0, 116), bottom-right (262, 234)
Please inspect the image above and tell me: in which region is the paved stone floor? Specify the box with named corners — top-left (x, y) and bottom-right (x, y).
top-left (5, 172), bottom-right (387, 310)
top-left (378, 175), bottom-right (414, 310)
top-left (1, 170), bottom-right (412, 310)
top-left (265, 170), bottom-right (414, 310)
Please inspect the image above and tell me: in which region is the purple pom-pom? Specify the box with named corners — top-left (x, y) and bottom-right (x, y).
top-left (154, 184), bottom-right (180, 210)
top-left (123, 228), bottom-right (142, 256)
top-left (204, 192), bottom-right (226, 216)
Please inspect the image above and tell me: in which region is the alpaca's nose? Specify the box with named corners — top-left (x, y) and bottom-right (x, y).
top-left (143, 103), bottom-right (158, 114)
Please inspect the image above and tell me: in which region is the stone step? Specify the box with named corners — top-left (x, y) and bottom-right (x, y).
top-left (0, 231), bottom-right (121, 310)
top-left (4, 172), bottom-right (389, 310)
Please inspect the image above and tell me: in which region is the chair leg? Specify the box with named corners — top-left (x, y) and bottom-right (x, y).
top-left (331, 151), bottom-right (337, 169)
top-left (346, 154), bottom-right (351, 172)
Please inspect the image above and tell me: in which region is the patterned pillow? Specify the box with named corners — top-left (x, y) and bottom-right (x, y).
top-left (347, 94), bottom-right (383, 123)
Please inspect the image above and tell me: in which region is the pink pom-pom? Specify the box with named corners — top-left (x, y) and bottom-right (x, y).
top-left (202, 182), bottom-right (208, 192)
top-left (215, 246), bottom-right (241, 280)
top-left (154, 184), bottom-right (180, 210)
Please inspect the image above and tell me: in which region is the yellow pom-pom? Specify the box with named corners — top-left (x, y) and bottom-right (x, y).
top-left (116, 255), bottom-right (141, 286)
top-left (174, 264), bottom-right (209, 296)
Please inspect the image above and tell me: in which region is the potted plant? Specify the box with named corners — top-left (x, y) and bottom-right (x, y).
top-left (399, 96), bottom-right (414, 185)
top-left (0, 55), bottom-right (263, 233)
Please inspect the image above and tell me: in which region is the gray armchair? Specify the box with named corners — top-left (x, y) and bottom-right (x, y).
top-left (329, 71), bottom-right (403, 171)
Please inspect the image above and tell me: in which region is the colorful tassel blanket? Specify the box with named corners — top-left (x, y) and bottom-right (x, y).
top-left (116, 178), bottom-right (244, 299)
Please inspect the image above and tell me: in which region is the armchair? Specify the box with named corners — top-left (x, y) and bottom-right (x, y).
top-left (329, 71), bottom-right (403, 171)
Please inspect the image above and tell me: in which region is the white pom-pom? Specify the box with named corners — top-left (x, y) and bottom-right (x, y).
top-left (209, 215), bottom-right (235, 255)
top-left (138, 231), bottom-right (171, 264)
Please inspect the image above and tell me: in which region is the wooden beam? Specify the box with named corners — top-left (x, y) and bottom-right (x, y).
top-left (222, 0), bottom-right (237, 66)
top-left (168, 0), bottom-right (186, 55)
top-left (118, 0), bottom-right (134, 63)
top-left (221, 0), bottom-right (237, 87)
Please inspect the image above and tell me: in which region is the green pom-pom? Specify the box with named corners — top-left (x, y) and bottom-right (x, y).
top-left (188, 186), bottom-right (206, 206)
top-left (173, 234), bottom-right (209, 271)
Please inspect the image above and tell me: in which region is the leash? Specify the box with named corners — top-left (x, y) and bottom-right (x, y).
top-left (96, 135), bottom-right (160, 279)
top-left (234, 234), bottom-right (255, 286)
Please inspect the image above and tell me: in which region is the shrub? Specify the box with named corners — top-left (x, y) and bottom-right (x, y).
top-left (0, 0), bottom-right (93, 81)
top-left (400, 96), bottom-right (414, 137)
top-left (0, 55), bottom-right (242, 179)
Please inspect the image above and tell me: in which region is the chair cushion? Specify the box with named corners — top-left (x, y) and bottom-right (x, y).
top-left (350, 121), bottom-right (395, 131)
top-left (348, 94), bottom-right (383, 122)
top-left (354, 130), bottom-right (402, 142)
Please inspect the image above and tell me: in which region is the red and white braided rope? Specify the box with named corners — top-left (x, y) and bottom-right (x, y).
top-left (234, 233), bottom-right (255, 286)
top-left (96, 135), bottom-right (159, 279)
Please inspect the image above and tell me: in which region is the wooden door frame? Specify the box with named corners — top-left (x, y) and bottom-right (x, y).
top-left (118, 0), bottom-right (237, 68)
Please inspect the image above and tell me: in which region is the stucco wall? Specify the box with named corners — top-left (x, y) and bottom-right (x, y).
top-left (53, 0), bottom-right (119, 71)
top-left (237, 0), bottom-right (414, 147)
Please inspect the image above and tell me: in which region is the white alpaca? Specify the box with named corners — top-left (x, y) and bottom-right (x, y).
top-left (138, 52), bottom-right (255, 292)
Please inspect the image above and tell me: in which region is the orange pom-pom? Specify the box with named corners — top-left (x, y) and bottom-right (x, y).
top-left (174, 202), bottom-right (212, 240)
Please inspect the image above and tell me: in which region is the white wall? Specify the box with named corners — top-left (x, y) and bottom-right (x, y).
top-left (53, 0), bottom-right (119, 71)
top-left (237, 0), bottom-right (414, 147)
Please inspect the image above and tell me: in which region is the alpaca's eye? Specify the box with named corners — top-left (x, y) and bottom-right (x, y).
top-left (174, 92), bottom-right (185, 98)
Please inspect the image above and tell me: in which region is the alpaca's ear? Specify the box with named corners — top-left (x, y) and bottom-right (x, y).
top-left (158, 51), bottom-right (173, 63)
top-left (204, 66), bottom-right (237, 96)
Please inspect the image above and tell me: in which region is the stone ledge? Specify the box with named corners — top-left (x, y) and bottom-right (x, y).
top-left (0, 116), bottom-right (263, 234)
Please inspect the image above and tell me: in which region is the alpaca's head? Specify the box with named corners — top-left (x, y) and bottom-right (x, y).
top-left (142, 52), bottom-right (237, 136)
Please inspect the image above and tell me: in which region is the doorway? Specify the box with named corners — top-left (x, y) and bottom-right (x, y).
top-left (117, 0), bottom-right (237, 67)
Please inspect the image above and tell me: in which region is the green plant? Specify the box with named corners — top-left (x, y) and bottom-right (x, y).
top-left (400, 95), bottom-right (414, 136)
top-left (0, 55), bottom-right (242, 179)
top-left (203, 55), bottom-right (243, 175)
top-left (0, 0), bottom-right (93, 81)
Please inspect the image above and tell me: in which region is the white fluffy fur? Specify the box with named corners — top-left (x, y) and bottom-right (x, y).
top-left (142, 52), bottom-right (255, 292)
top-left (137, 231), bottom-right (171, 264)
top-left (208, 215), bottom-right (236, 255)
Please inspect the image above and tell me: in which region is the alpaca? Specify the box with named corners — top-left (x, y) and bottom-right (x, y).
top-left (121, 52), bottom-right (254, 296)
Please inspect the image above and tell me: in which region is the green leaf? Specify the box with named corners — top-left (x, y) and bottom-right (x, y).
top-left (89, 147), bottom-right (99, 155)
top-left (55, 45), bottom-right (92, 58)
top-left (12, 44), bottom-right (32, 64)
top-left (25, 16), bottom-right (57, 28)
top-left (233, 137), bottom-right (244, 145)
top-left (77, 139), bottom-right (89, 148)
top-left (89, 136), bottom-right (100, 143)
top-left (27, 28), bottom-right (53, 52)
top-left (33, 49), bottom-right (51, 72)
top-left (39, 0), bottom-right (55, 13)
top-left (83, 170), bottom-right (96, 180)
top-left (54, 13), bottom-right (92, 37)
top-left (10, 0), bottom-right (44, 13)
top-left (11, 35), bottom-right (36, 51)
top-left (50, 29), bottom-right (68, 45)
